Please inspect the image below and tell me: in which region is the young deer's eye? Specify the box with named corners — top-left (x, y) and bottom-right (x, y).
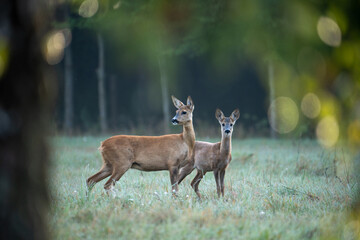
top-left (222, 123), bottom-right (225, 126)
top-left (230, 124), bottom-right (233, 126)
top-left (182, 111), bottom-right (187, 115)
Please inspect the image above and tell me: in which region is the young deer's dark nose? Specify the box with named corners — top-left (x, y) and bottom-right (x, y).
top-left (225, 129), bottom-right (230, 134)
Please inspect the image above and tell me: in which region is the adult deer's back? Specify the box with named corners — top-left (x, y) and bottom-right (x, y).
top-left (86, 96), bottom-right (195, 196)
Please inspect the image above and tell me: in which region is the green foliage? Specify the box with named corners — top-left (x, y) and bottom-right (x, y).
top-left (49, 136), bottom-right (357, 239)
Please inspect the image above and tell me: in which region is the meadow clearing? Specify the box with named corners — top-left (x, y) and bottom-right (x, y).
top-left (50, 136), bottom-right (357, 239)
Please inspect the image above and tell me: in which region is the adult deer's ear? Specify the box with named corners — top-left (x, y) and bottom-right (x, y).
top-left (215, 108), bottom-right (225, 122)
top-left (172, 95), bottom-right (184, 109)
top-left (230, 109), bottom-right (240, 122)
top-left (187, 96), bottom-right (194, 111)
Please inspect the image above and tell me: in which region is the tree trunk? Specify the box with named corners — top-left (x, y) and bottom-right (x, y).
top-left (158, 57), bottom-right (170, 134)
top-left (96, 33), bottom-right (107, 133)
top-left (268, 60), bottom-right (276, 138)
top-left (109, 74), bottom-right (118, 129)
top-left (63, 45), bottom-right (74, 134)
top-left (0, 0), bottom-right (53, 239)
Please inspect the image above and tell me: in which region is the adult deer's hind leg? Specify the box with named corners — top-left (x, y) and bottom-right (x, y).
top-left (86, 163), bottom-right (112, 192)
top-left (104, 161), bottom-right (131, 197)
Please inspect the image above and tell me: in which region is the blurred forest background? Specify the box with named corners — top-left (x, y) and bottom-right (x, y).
top-left (47, 0), bottom-right (360, 146)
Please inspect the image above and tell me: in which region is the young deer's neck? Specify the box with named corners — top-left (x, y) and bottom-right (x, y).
top-left (182, 120), bottom-right (195, 149)
top-left (220, 133), bottom-right (231, 156)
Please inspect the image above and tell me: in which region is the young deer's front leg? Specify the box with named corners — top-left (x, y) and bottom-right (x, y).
top-left (220, 169), bottom-right (226, 197)
top-left (214, 170), bottom-right (221, 197)
top-left (191, 170), bottom-right (204, 199)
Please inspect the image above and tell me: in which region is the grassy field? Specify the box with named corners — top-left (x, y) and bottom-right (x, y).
top-left (49, 136), bottom-right (358, 239)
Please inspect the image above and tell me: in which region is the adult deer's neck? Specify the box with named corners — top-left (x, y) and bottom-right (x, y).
top-left (182, 120), bottom-right (195, 149)
top-left (220, 133), bottom-right (231, 157)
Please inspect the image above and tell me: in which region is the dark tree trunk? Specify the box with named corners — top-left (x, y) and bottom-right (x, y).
top-left (96, 33), bottom-right (107, 133)
top-left (0, 0), bottom-right (54, 239)
top-left (109, 74), bottom-right (118, 129)
top-left (158, 57), bottom-right (170, 134)
top-left (268, 60), bottom-right (276, 138)
top-left (63, 4), bottom-right (74, 134)
top-left (63, 45), bottom-right (74, 134)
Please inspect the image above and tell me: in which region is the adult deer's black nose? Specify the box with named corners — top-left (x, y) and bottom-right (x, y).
top-left (172, 118), bottom-right (179, 125)
top-left (225, 129), bottom-right (230, 134)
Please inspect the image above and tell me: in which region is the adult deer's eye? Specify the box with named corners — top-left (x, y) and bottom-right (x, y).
top-left (182, 111), bottom-right (187, 115)
top-left (230, 124), bottom-right (233, 126)
top-left (222, 123), bottom-right (225, 126)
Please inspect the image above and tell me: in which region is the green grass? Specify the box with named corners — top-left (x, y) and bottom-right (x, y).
top-left (49, 136), bottom-right (357, 239)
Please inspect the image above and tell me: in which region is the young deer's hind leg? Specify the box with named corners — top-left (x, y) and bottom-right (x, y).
top-left (86, 164), bottom-right (112, 192)
top-left (191, 170), bottom-right (204, 199)
top-left (104, 162), bottom-right (131, 197)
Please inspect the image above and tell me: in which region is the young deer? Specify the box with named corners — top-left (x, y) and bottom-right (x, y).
top-left (177, 108), bottom-right (240, 198)
top-left (86, 96), bottom-right (195, 196)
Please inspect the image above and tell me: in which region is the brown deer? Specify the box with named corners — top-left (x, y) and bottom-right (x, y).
top-left (86, 96), bottom-right (195, 196)
top-left (177, 108), bottom-right (240, 198)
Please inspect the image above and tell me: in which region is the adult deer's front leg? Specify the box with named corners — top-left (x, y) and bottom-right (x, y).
top-left (177, 162), bottom-right (194, 185)
top-left (169, 166), bottom-right (179, 194)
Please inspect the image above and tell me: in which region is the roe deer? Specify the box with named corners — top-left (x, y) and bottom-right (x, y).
top-left (177, 108), bottom-right (239, 198)
top-left (86, 96), bottom-right (195, 196)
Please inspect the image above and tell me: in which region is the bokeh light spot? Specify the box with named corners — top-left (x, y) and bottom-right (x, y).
top-left (348, 120), bottom-right (360, 146)
top-left (0, 56), bottom-right (4, 78)
top-left (62, 28), bottom-right (72, 47)
top-left (316, 116), bottom-right (339, 148)
top-left (43, 31), bottom-right (65, 65)
top-left (113, 1), bottom-right (121, 9)
top-left (268, 97), bottom-right (299, 134)
top-left (0, 39), bottom-right (9, 78)
top-left (317, 16), bottom-right (341, 47)
top-left (79, 0), bottom-right (99, 18)
top-left (318, 91), bottom-right (340, 118)
top-left (301, 93), bottom-right (321, 119)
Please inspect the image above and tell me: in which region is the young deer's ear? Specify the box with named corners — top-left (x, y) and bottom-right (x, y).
top-left (172, 95), bottom-right (184, 109)
top-left (230, 109), bottom-right (240, 121)
top-left (186, 96), bottom-right (194, 111)
top-left (215, 109), bottom-right (225, 121)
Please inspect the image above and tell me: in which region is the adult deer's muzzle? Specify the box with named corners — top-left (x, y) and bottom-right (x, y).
top-left (172, 118), bottom-right (179, 125)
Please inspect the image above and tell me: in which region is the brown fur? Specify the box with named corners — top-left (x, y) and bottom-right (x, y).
top-left (177, 108), bottom-right (240, 198)
top-left (86, 96), bottom-right (195, 195)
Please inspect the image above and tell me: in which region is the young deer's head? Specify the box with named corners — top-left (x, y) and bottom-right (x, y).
top-left (171, 96), bottom-right (194, 125)
top-left (215, 109), bottom-right (240, 136)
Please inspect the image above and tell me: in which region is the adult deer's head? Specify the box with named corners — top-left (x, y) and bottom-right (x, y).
top-left (171, 96), bottom-right (194, 125)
